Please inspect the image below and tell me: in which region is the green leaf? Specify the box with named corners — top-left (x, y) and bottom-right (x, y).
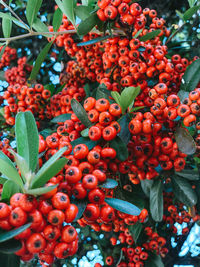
top-left (31, 147), bottom-right (67, 188)
top-left (145, 253), bottom-right (164, 267)
top-left (15, 111), bottom-right (39, 173)
top-left (100, 179), bottom-right (118, 189)
top-left (71, 199), bottom-right (87, 221)
top-left (2, 15), bottom-right (12, 38)
top-left (0, 253), bottom-right (20, 267)
top-left (117, 114), bottom-right (131, 145)
top-left (0, 12), bottom-right (28, 30)
top-left (129, 222), bottom-right (142, 244)
top-left (139, 30), bottom-right (161, 42)
top-left (32, 18), bottom-right (49, 33)
top-left (175, 126), bottom-right (196, 155)
top-left (0, 45), bottom-right (6, 62)
top-left (176, 10), bottom-right (184, 19)
top-left (40, 128), bottom-right (54, 139)
top-left (0, 177), bottom-right (7, 185)
top-left (188, 0), bottom-right (197, 7)
top-left (75, 5), bottom-right (93, 21)
top-left (0, 151), bottom-right (23, 188)
top-left (133, 29), bottom-right (143, 38)
top-left (171, 175), bottom-right (197, 206)
top-left (177, 90), bottom-right (189, 103)
top-left (96, 86), bottom-right (112, 101)
top-left (55, 0), bottom-right (76, 25)
top-left (111, 91), bottom-right (121, 106)
top-left (180, 59), bottom-right (200, 91)
top-left (71, 99), bottom-right (92, 128)
top-left (77, 35), bottom-right (111, 47)
top-left (0, 223), bottom-right (31, 243)
top-left (183, 5), bottom-right (200, 21)
top-left (105, 198), bottom-right (141, 216)
top-left (0, 239), bottom-right (21, 254)
top-left (26, 0), bottom-right (42, 27)
top-left (29, 41), bottom-right (53, 81)
top-left (120, 86), bottom-right (140, 113)
top-left (1, 180), bottom-right (21, 200)
top-left (53, 7), bottom-right (63, 31)
top-left (110, 136), bottom-right (128, 162)
top-left (81, 128), bottom-right (89, 137)
top-left (51, 113), bottom-right (71, 123)
top-left (150, 179), bottom-right (163, 222)
top-left (71, 137), bottom-right (99, 151)
top-left (77, 13), bottom-right (99, 36)
top-left (27, 184), bottom-right (58, 196)
top-left (141, 179), bottom-right (153, 197)
top-left (175, 169), bottom-right (199, 180)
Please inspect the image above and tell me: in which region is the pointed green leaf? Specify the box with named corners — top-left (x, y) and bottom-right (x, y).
top-left (53, 7), bottom-right (63, 32)
top-left (175, 169), bottom-right (199, 180)
top-left (2, 15), bottom-right (12, 38)
top-left (105, 198), bottom-right (141, 216)
top-left (117, 114), bottom-right (131, 145)
top-left (177, 90), bottom-right (189, 103)
top-left (31, 148), bottom-right (67, 188)
top-left (145, 253), bottom-right (164, 267)
top-left (29, 41), bottom-right (53, 81)
top-left (32, 18), bottom-right (49, 33)
top-left (120, 86), bottom-right (140, 113)
top-left (77, 35), bottom-right (111, 46)
top-left (27, 184), bottom-right (58, 196)
top-left (0, 253), bottom-right (20, 267)
top-left (183, 5), bottom-right (200, 21)
top-left (111, 91), bottom-right (121, 107)
top-left (75, 5), bottom-right (93, 20)
top-left (15, 111), bottom-right (39, 173)
top-left (0, 151), bottom-right (23, 188)
top-left (150, 179), bottom-right (163, 222)
top-left (139, 30), bottom-right (161, 42)
top-left (171, 175), bottom-right (197, 206)
top-left (141, 179), bottom-right (153, 197)
top-left (0, 239), bottom-right (21, 254)
top-left (71, 137), bottom-right (99, 151)
top-left (188, 0), bottom-right (197, 7)
top-left (110, 136), bottom-right (128, 161)
top-left (175, 126), bottom-right (196, 155)
top-left (0, 223), bottom-right (31, 243)
top-left (180, 59), bottom-right (200, 91)
top-left (0, 12), bottom-right (29, 30)
top-left (51, 113), bottom-right (71, 123)
top-left (176, 10), bottom-right (184, 19)
top-left (26, 0), bottom-right (42, 27)
top-left (55, 0), bottom-right (76, 25)
top-left (77, 13), bottom-right (99, 36)
top-left (129, 222), bottom-right (142, 244)
top-left (71, 198), bottom-right (87, 221)
top-left (71, 99), bottom-right (92, 128)
top-left (81, 128), bottom-right (89, 137)
top-left (100, 178), bottom-right (118, 189)
top-left (1, 180), bottom-right (21, 200)
top-left (133, 29), bottom-right (143, 38)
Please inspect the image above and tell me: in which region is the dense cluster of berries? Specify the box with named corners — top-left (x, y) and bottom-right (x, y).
top-left (3, 83), bottom-right (51, 125)
top-left (5, 57), bottom-right (32, 85)
top-left (0, 192), bottom-right (78, 264)
top-left (0, 46), bottom-right (17, 69)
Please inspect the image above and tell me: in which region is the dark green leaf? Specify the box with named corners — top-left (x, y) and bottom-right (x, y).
top-left (2, 15), bottom-right (12, 38)
top-left (129, 222), bottom-right (142, 244)
top-left (26, 0), bottom-right (42, 27)
top-left (77, 35), bottom-right (111, 46)
top-left (29, 42), bottom-right (53, 81)
top-left (15, 111), bottom-right (39, 173)
top-left (55, 0), bottom-right (76, 25)
top-left (100, 178), bottom-right (118, 189)
top-left (27, 184), bottom-right (58, 196)
top-left (171, 175), bottom-right (197, 206)
top-left (71, 99), bottom-right (92, 127)
top-left (84, 83), bottom-right (91, 98)
top-left (77, 13), bottom-right (99, 36)
top-left (0, 223), bottom-right (31, 243)
top-left (175, 126), bottom-right (196, 155)
top-left (120, 86), bottom-right (140, 113)
top-left (0, 151), bottom-right (23, 188)
top-left (0, 239), bottom-right (21, 254)
top-left (175, 169), bottom-right (199, 180)
top-left (0, 253), bottom-right (20, 267)
top-left (1, 180), bottom-right (21, 200)
top-left (105, 198), bottom-right (141, 216)
top-left (177, 90), bottom-right (189, 103)
top-left (141, 180), bottom-right (153, 197)
top-left (117, 114), bottom-right (131, 145)
top-left (71, 198), bottom-right (87, 221)
top-left (145, 253), bottom-right (164, 267)
top-left (75, 5), bottom-right (93, 20)
top-left (150, 179), bottom-right (163, 222)
top-left (40, 128), bottom-right (54, 138)
top-left (53, 7), bottom-right (63, 31)
top-left (180, 59), bottom-right (200, 91)
top-left (31, 157), bottom-right (67, 188)
top-left (71, 137), bottom-right (99, 151)
top-left (96, 86), bottom-right (111, 101)
top-left (110, 136), bottom-right (128, 161)
top-left (51, 113), bottom-right (71, 123)
top-left (183, 5), bottom-right (200, 21)
top-left (81, 128), bottom-right (89, 137)
top-left (139, 30), bottom-right (161, 42)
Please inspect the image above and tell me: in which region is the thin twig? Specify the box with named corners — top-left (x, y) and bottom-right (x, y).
top-left (0, 0), bottom-right (30, 32)
top-left (165, 23), bottom-right (186, 44)
top-left (0, 30), bottom-right (77, 42)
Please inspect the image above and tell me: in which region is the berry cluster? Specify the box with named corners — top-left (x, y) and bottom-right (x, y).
top-left (0, 46), bottom-right (17, 69)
